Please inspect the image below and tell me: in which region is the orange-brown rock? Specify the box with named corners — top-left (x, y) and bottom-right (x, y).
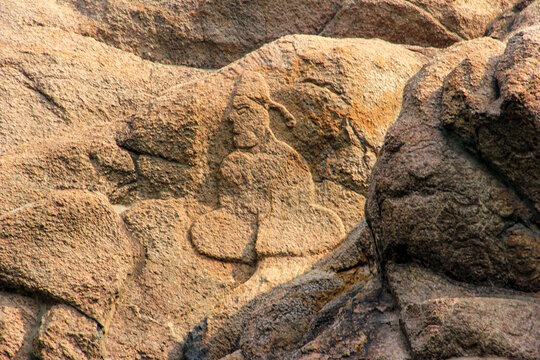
top-left (103, 198), bottom-right (252, 360)
top-left (0, 28), bottom-right (426, 358)
top-left (0, 293), bottom-right (40, 360)
top-left (0, 190), bottom-right (138, 325)
top-left (33, 305), bottom-right (103, 360)
top-left (1, 1), bottom-right (537, 359)
top-left (387, 264), bottom-right (539, 360)
top-left (119, 35), bottom-right (427, 220)
top-left (192, 270), bottom-right (409, 360)
top-left (0, 139), bottom-right (137, 217)
top-left (0, 17), bottom-right (207, 154)
top-left (366, 34), bottom-right (540, 292)
top-left (321, 0), bottom-right (520, 48)
top-left (486, 0), bottom-right (539, 39)
top-left (9, 0), bottom-right (518, 68)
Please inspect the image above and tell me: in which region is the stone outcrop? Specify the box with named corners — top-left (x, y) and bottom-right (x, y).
top-left (388, 264), bottom-right (539, 360)
top-left (366, 30), bottom-right (539, 292)
top-left (1, 8), bottom-right (428, 354)
top-left (4, 0), bottom-right (519, 68)
top-left (0, 293), bottom-right (40, 360)
top-left (187, 225), bottom-right (403, 360)
top-left (321, 0), bottom-right (520, 47)
top-left (1, 0), bottom-right (539, 359)
top-left (103, 198), bottom-right (251, 360)
top-left (0, 18), bottom-right (206, 154)
top-left (33, 305), bottom-right (103, 360)
top-left (0, 139), bottom-right (137, 217)
top-left (118, 35), bottom-right (427, 214)
top-left (196, 2), bottom-right (540, 359)
top-left (0, 190), bottom-right (138, 325)
top-left (486, 0), bottom-right (540, 39)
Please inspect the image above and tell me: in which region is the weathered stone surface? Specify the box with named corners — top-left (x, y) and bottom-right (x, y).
top-left (0, 0), bottom-right (84, 30)
top-left (0, 292), bottom-right (40, 360)
top-left (195, 272), bottom-right (410, 360)
top-left (237, 271), bottom-right (345, 359)
top-left (2, 1), bottom-right (537, 359)
top-left (188, 224), bottom-right (379, 360)
top-left (386, 263), bottom-right (529, 307)
top-left (187, 270), bottom-right (347, 360)
top-left (386, 263), bottom-right (539, 359)
top-left (119, 35), bottom-right (426, 196)
top-left (314, 180), bottom-right (366, 233)
top-left (61, 0), bottom-right (344, 68)
top-left (190, 72), bottom-right (344, 262)
top-left (366, 35), bottom-right (540, 292)
top-left (187, 255), bottom-right (336, 360)
top-left (0, 190), bottom-right (137, 324)
top-left (314, 220), bottom-right (374, 273)
top-left (442, 26), bottom-right (540, 211)
top-left (447, 358), bottom-right (510, 360)
top-left (219, 350), bottom-right (245, 360)
top-left (119, 35), bottom-right (427, 238)
top-left (14, 0), bottom-right (517, 68)
top-left (321, 0), bottom-right (519, 48)
top-left (0, 139), bottom-right (136, 217)
top-left (293, 277), bottom-right (410, 360)
top-left (402, 297), bottom-right (539, 360)
top-left (486, 0), bottom-right (539, 39)
top-left (103, 198), bottom-right (251, 360)
top-left (0, 21), bottom-right (206, 155)
top-left (33, 305), bottom-right (103, 360)
top-left (0, 28), bottom-right (426, 359)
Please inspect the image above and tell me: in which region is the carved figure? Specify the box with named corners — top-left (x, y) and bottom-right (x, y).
top-left (190, 72), bottom-right (344, 263)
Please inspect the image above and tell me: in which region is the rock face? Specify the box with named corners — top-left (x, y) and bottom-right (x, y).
top-left (188, 229), bottom-right (405, 360)
top-left (193, 2), bottom-right (540, 360)
top-left (103, 198), bottom-right (252, 360)
top-left (0, 139), bottom-right (137, 217)
top-left (0, 0), bottom-right (429, 355)
top-left (33, 305), bottom-right (103, 360)
top-left (0, 190), bottom-right (138, 325)
top-left (191, 71), bottom-right (344, 262)
top-left (365, 7), bottom-right (539, 360)
top-left (0, 293), bottom-right (40, 360)
top-left (387, 264), bottom-right (539, 360)
top-left (6, 0), bottom-right (518, 68)
top-left (118, 35), bottom-right (426, 212)
top-left (1, 0), bottom-right (539, 359)
top-left (321, 0), bottom-right (520, 48)
top-left (0, 17), bottom-right (206, 154)
top-left (366, 31), bottom-right (540, 292)
top-left (486, 0), bottom-right (540, 39)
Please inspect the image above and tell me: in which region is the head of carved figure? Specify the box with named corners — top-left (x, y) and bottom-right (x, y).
top-left (228, 72), bottom-right (271, 149)
top-left (229, 72), bottom-right (296, 149)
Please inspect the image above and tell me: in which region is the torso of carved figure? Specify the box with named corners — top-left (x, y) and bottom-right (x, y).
top-left (219, 139), bottom-right (314, 216)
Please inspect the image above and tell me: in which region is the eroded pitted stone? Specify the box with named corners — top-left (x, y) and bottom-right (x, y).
top-left (387, 264), bottom-right (540, 360)
top-left (0, 292), bottom-right (40, 360)
top-left (0, 138), bottom-right (137, 217)
top-left (0, 190), bottom-right (138, 324)
top-left (322, 0), bottom-right (521, 48)
top-left (442, 27), bottom-right (540, 213)
top-left (33, 305), bottom-right (103, 360)
top-left (366, 36), bottom-right (540, 292)
top-left (191, 71), bottom-right (344, 262)
top-left (12, 0), bottom-right (518, 68)
top-left (402, 297), bottom-right (539, 360)
top-left (0, 22), bottom-right (206, 155)
top-left (191, 72), bottom-right (344, 262)
top-left (103, 198), bottom-right (250, 360)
